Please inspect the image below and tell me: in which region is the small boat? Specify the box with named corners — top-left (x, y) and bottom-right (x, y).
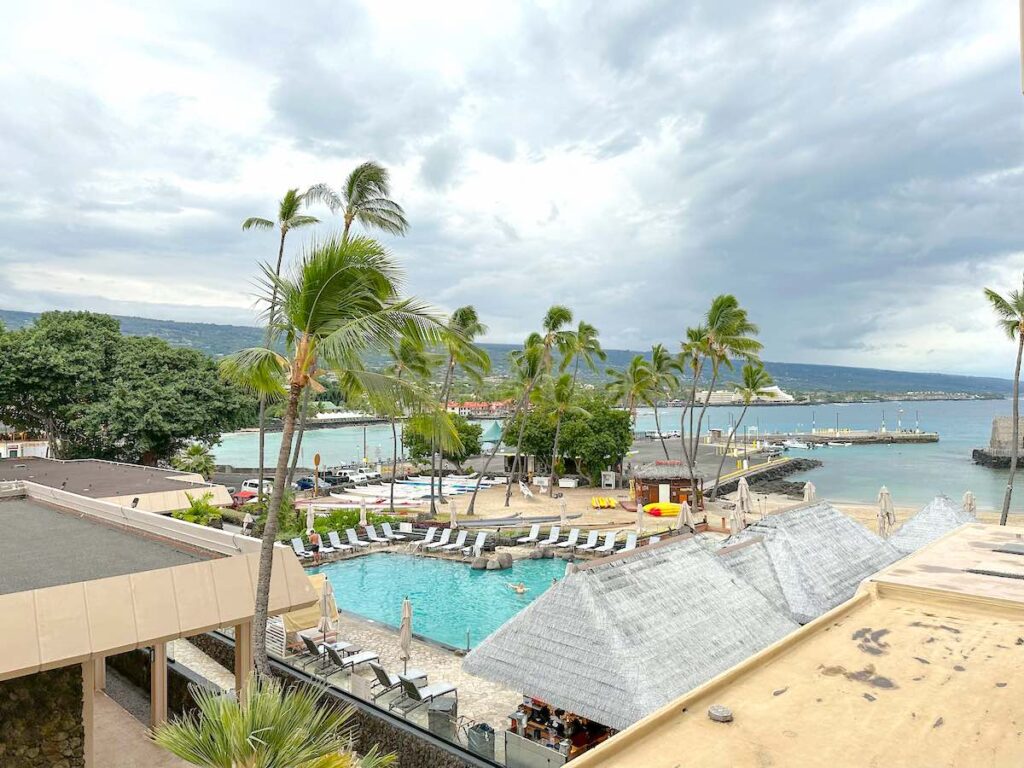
top-left (828, 441), bottom-right (853, 447)
top-left (782, 439), bottom-right (810, 450)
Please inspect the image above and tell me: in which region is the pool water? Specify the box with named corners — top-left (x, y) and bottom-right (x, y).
top-left (310, 553), bottom-right (568, 649)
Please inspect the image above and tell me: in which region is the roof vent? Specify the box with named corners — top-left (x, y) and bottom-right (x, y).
top-left (708, 704), bottom-right (733, 723)
top-left (994, 543), bottom-right (1024, 557)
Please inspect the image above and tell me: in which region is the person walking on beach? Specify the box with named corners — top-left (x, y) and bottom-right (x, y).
top-left (308, 529), bottom-right (323, 565)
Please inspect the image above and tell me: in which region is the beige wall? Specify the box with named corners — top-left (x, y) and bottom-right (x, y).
top-left (102, 484), bottom-right (233, 514)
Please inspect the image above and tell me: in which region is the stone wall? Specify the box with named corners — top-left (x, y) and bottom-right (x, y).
top-left (187, 632), bottom-right (488, 768)
top-left (988, 417), bottom-right (1024, 454)
top-left (0, 667), bottom-right (84, 768)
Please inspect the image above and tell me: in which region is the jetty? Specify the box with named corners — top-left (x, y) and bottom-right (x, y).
top-left (759, 430), bottom-right (938, 445)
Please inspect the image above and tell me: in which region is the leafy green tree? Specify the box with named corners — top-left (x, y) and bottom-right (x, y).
top-left (309, 161), bottom-right (409, 241)
top-left (381, 336), bottom-right (435, 513)
top-left (710, 362), bottom-right (775, 499)
top-left (405, 413), bottom-right (482, 472)
top-left (219, 235), bottom-right (452, 674)
top-left (172, 443), bottom-right (216, 479)
top-left (152, 676), bottom-right (395, 768)
top-left (171, 492), bottom-right (223, 526)
top-left (244, 188), bottom-right (321, 503)
top-left (544, 373), bottom-right (591, 483)
top-left (985, 278), bottom-right (1024, 525)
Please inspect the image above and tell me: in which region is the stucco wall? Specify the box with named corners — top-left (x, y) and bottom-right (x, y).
top-left (0, 666), bottom-right (84, 768)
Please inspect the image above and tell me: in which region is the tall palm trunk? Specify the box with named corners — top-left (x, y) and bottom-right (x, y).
top-left (653, 401), bottom-right (670, 459)
top-left (286, 389), bottom-right (311, 487)
top-left (505, 381), bottom-right (537, 507)
top-left (1001, 335), bottom-right (1023, 525)
top-left (711, 403), bottom-right (749, 500)
top-left (689, 363), bottom-right (719, 476)
top-left (389, 418), bottom-right (399, 514)
top-left (467, 387), bottom-right (529, 514)
top-left (679, 361), bottom-right (703, 471)
top-left (252, 379), bottom-right (302, 675)
top-left (257, 230), bottom-right (288, 504)
top-left (435, 359), bottom-right (456, 506)
top-left (548, 356), bottom-right (581, 496)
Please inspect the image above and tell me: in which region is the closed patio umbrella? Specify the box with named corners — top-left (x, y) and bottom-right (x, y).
top-left (962, 490), bottom-right (977, 517)
top-left (305, 505), bottom-right (315, 533)
top-left (318, 578), bottom-right (336, 646)
top-left (449, 499), bottom-right (459, 529)
top-left (359, 503), bottom-right (368, 527)
top-left (559, 499), bottom-right (568, 525)
top-left (803, 481), bottom-right (816, 503)
top-left (877, 486), bottom-right (895, 537)
top-left (399, 596), bottom-right (413, 674)
top-left (677, 501), bottom-right (694, 532)
top-left (737, 477), bottom-right (753, 517)
top-left (636, 502), bottom-right (645, 535)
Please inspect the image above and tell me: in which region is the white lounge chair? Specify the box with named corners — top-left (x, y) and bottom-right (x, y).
top-left (537, 526), bottom-right (561, 547)
top-left (364, 525), bottom-right (392, 545)
top-left (593, 531), bottom-right (618, 553)
top-left (441, 530), bottom-right (468, 552)
top-left (424, 528), bottom-right (452, 550)
top-left (389, 676), bottom-right (458, 714)
top-left (325, 646), bottom-right (378, 673)
top-left (620, 532), bottom-right (638, 552)
top-left (369, 662), bottom-right (427, 701)
top-left (575, 530), bottom-right (599, 551)
top-left (291, 538), bottom-right (313, 559)
top-left (327, 531), bottom-right (354, 553)
top-left (648, 535), bottom-right (661, 545)
top-left (516, 524), bottom-right (541, 545)
top-left (345, 529), bottom-right (371, 548)
top-left (555, 528), bottom-right (581, 549)
top-left (519, 480), bottom-right (535, 500)
top-left (410, 527), bottom-right (438, 551)
top-left (463, 532), bottom-right (487, 557)
top-left (381, 522), bottom-right (406, 541)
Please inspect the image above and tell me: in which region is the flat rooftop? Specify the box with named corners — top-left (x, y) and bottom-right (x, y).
top-left (0, 457), bottom-right (213, 498)
top-left (575, 523), bottom-right (1024, 767)
top-left (0, 497), bottom-right (204, 595)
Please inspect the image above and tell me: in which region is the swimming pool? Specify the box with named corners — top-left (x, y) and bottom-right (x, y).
top-left (310, 553), bottom-right (568, 649)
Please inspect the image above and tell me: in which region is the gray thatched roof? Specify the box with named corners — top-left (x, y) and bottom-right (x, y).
top-left (462, 537), bottom-right (797, 730)
top-left (888, 495), bottom-right (975, 555)
top-left (633, 461), bottom-right (705, 480)
top-left (726, 501), bottom-right (901, 624)
top-left (716, 538), bottom-right (789, 618)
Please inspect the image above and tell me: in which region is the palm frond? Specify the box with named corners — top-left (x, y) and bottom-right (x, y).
top-left (219, 347), bottom-right (287, 399)
top-left (306, 183), bottom-right (343, 212)
top-left (242, 217), bottom-right (275, 231)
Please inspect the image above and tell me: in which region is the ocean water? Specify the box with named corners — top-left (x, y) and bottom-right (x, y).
top-left (310, 552), bottom-right (568, 649)
top-left (213, 398), bottom-right (1018, 512)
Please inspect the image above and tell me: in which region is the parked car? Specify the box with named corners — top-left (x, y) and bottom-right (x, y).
top-left (241, 478), bottom-right (272, 494)
top-left (293, 476), bottom-right (334, 492)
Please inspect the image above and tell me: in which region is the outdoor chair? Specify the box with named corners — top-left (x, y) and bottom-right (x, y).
top-left (389, 676), bottom-right (458, 715)
top-left (410, 527), bottom-right (438, 551)
top-left (381, 522), bottom-right (406, 540)
top-left (369, 662), bottom-right (427, 701)
top-left (516, 524), bottom-right (541, 545)
top-left (290, 538), bottom-right (313, 560)
top-left (345, 529), bottom-right (371, 548)
top-left (648, 535), bottom-right (662, 545)
top-left (364, 525), bottom-right (392, 545)
top-left (537, 526), bottom-right (561, 547)
top-left (575, 530), bottom-right (600, 552)
top-left (300, 634), bottom-right (353, 674)
top-left (325, 645), bottom-right (379, 675)
top-left (327, 531), bottom-right (354, 553)
top-left (424, 528), bottom-right (452, 550)
top-left (463, 532), bottom-right (487, 558)
top-left (620, 532), bottom-right (638, 552)
top-left (554, 528), bottom-right (581, 549)
top-left (441, 530), bottom-right (469, 552)
top-left (593, 531), bottom-right (618, 554)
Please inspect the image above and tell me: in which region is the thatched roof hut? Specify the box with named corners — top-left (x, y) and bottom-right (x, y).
top-left (888, 495), bottom-right (975, 555)
top-left (632, 460), bottom-right (705, 507)
top-left (716, 538), bottom-right (789, 618)
top-left (724, 501), bottom-right (901, 624)
top-left (462, 537), bottom-right (798, 731)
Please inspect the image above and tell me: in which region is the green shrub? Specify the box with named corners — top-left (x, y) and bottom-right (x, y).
top-left (171, 492), bottom-right (223, 526)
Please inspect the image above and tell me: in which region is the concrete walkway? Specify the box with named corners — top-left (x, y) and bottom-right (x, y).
top-left (93, 692), bottom-right (188, 768)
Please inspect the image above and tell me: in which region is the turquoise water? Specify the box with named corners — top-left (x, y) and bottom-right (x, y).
top-left (634, 399), bottom-right (1016, 512)
top-left (214, 398), bottom-right (1018, 512)
top-left (310, 553), bottom-right (568, 649)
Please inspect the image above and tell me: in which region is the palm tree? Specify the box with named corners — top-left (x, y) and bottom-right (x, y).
top-left (678, 325), bottom-right (709, 469)
top-left (171, 443), bottom-right (215, 480)
top-left (431, 307), bottom-right (489, 511)
top-left (647, 343), bottom-right (680, 460)
top-left (606, 355), bottom-right (654, 422)
top-left (152, 676), bottom-right (395, 767)
top-left (544, 373), bottom-right (591, 484)
top-left (220, 235), bottom-right (451, 674)
top-left (503, 306), bottom-right (574, 506)
top-left (710, 362), bottom-right (775, 499)
top-left (685, 296), bottom-right (762, 481)
top-left (543, 321), bottom-right (604, 495)
top-left (985, 277), bottom-right (1024, 525)
top-left (383, 336), bottom-right (435, 514)
top-left (309, 162), bottom-right (409, 242)
top-left (243, 189), bottom-right (320, 503)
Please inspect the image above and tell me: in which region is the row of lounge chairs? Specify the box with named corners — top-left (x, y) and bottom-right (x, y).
top-left (290, 523), bottom-right (408, 560)
top-left (412, 527), bottom-right (489, 558)
top-left (299, 634), bottom-right (457, 713)
top-left (516, 524), bottom-right (640, 554)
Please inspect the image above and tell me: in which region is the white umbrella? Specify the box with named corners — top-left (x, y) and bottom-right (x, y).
top-left (876, 505), bottom-right (887, 537)
top-left (803, 481), bottom-right (816, 503)
top-left (737, 477), bottom-right (753, 517)
top-left (559, 499), bottom-right (568, 525)
top-left (449, 499), bottom-right (459, 529)
top-left (399, 597), bottom-right (413, 674)
top-left (305, 505), bottom-right (315, 533)
top-left (317, 579), bottom-right (336, 645)
top-left (636, 502), bottom-right (645, 534)
top-left (675, 501), bottom-right (693, 532)
top-left (962, 490), bottom-right (977, 517)
top-left (877, 486), bottom-right (895, 537)
top-left (358, 503), bottom-right (367, 527)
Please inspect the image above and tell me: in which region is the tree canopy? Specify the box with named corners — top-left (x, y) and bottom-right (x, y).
top-left (404, 413), bottom-right (482, 470)
top-left (0, 311), bottom-right (253, 464)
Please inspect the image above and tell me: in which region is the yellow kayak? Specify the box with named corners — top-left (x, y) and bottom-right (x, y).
top-left (643, 502), bottom-right (681, 517)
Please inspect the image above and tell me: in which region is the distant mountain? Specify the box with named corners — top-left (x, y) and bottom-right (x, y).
top-left (1, 309), bottom-right (1011, 395)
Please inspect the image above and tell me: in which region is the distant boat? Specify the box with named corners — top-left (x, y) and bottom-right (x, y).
top-left (828, 441), bottom-right (853, 447)
top-left (783, 439), bottom-right (810, 449)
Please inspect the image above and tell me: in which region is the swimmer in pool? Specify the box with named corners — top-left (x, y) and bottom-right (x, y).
top-left (507, 582), bottom-right (529, 595)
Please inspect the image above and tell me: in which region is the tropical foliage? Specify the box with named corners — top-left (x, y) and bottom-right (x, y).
top-left (171, 492), bottom-right (223, 527)
top-left (984, 277), bottom-right (1024, 525)
top-left (404, 413), bottom-right (482, 472)
top-left (172, 443), bottom-right (216, 479)
top-left (309, 161), bottom-right (410, 240)
top-left (709, 361), bottom-right (775, 498)
top-left (152, 676), bottom-right (395, 768)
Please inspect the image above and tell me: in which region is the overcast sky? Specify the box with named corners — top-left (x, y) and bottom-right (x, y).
top-left (1, 1), bottom-right (1021, 376)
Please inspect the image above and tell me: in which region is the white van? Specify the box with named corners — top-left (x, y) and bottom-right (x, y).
top-left (241, 478), bottom-right (273, 494)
